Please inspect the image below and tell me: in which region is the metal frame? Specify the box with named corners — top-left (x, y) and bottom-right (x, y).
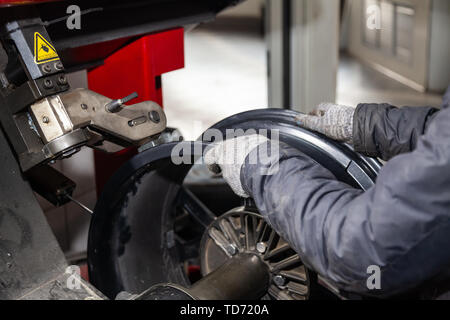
top-left (266, 0), bottom-right (291, 108)
top-left (266, 0), bottom-right (340, 112)
top-left (0, 128), bottom-right (103, 299)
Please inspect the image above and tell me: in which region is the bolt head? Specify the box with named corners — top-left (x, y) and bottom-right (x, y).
top-left (256, 242), bottom-right (267, 254)
top-left (57, 75), bottom-right (67, 85)
top-left (273, 275), bottom-right (287, 287)
top-left (43, 79), bottom-right (53, 89)
top-left (81, 103), bottom-right (88, 110)
top-left (42, 64), bottom-right (52, 73)
top-left (42, 116), bottom-right (50, 124)
top-left (54, 62), bottom-right (63, 70)
top-left (226, 244), bottom-right (237, 256)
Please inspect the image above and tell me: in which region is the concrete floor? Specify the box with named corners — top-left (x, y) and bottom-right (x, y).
top-left (163, 19), bottom-right (443, 141)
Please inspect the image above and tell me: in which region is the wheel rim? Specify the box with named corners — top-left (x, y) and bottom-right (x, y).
top-left (88, 109), bottom-right (381, 299)
top-left (201, 208), bottom-right (310, 300)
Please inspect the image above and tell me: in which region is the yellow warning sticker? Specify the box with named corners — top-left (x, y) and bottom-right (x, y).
top-left (34, 32), bottom-right (59, 64)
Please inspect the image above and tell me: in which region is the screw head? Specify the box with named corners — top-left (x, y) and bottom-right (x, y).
top-left (42, 116), bottom-right (50, 124)
top-left (42, 64), bottom-right (52, 73)
top-left (273, 275), bottom-right (287, 287)
top-left (226, 244), bottom-right (237, 256)
top-left (81, 103), bottom-right (88, 110)
top-left (43, 79), bottom-right (53, 89)
top-left (57, 75), bottom-right (67, 85)
top-left (54, 61), bottom-right (63, 70)
top-left (256, 242), bottom-right (267, 254)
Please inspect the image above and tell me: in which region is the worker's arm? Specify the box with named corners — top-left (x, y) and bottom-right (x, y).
top-left (353, 104), bottom-right (438, 160)
top-left (296, 103), bottom-right (439, 161)
top-left (241, 105), bottom-right (450, 296)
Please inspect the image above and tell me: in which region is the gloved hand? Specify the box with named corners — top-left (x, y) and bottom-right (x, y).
top-left (204, 134), bottom-right (269, 198)
top-left (295, 103), bottom-right (355, 144)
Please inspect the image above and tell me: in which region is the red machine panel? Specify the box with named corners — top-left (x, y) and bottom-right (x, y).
top-left (88, 28), bottom-right (184, 193)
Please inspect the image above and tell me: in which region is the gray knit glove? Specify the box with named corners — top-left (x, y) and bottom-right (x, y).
top-left (295, 103), bottom-right (355, 144)
top-left (204, 134), bottom-right (269, 198)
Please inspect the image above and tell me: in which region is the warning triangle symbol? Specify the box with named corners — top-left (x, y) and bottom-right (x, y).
top-left (34, 32), bottom-right (59, 64)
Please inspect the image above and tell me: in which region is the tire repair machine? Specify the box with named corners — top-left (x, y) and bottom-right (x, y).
top-left (0, 0), bottom-right (240, 299)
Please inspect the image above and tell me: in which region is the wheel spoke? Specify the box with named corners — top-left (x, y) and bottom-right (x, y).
top-left (268, 285), bottom-right (294, 300)
top-left (279, 269), bottom-right (308, 284)
top-left (264, 230), bottom-right (280, 259)
top-left (179, 187), bottom-right (216, 229)
top-left (245, 214), bottom-right (257, 250)
top-left (287, 282), bottom-right (309, 296)
top-left (271, 255), bottom-right (302, 272)
top-left (257, 222), bottom-right (271, 243)
top-left (219, 218), bottom-right (241, 249)
top-left (208, 227), bottom-right (236, 258)
top-left (264, 242), bottom-right (291, 260)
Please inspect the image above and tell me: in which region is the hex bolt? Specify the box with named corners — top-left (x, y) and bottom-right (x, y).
top-left (57, 75), bottom-right (67, 85)
top-left (43, 79), bottom-right (53, 89)
top-left (149, 110), bottom-right (161, 123)
top-left (256, 242), bottom-right (267, 254)
top-left (226, 244), bottom-right (237, 256)
top-left (81, 103), bottom-right (88, 110)
top-left (42, 64), bottom-right (52, 73)
top-left (42, 116), bottom-right (50, 124)
top-left (273, 275), bottom-right (287, 288)
top-left (54, 61), bottom-right (63, 70)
